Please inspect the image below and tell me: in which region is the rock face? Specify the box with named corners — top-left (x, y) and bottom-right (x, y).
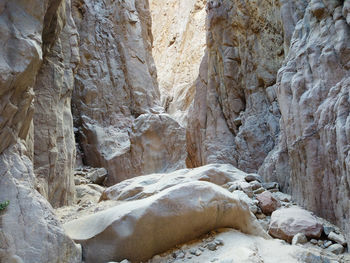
top-left (34, 0), bottom-right (79, 208)
top-left (186, 0), bottom-right (284, 171)
top-left (0, 0), bottom-right (82, 261)
top-left (65, 181), bottom-right (268, 263)
top-left (72, 0), bottom-right (186, 184)
top-left (260, 0), bottom-right (350, 242)
top-left (0, 144), bottom-right (81, 263)
top-left (269, 207), bottom-right (323, 243)
top-left (149, 0), bottom-right (206, 125)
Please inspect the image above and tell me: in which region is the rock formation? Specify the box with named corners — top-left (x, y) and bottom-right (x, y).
top-left (260, 0), bottom-right (350, 242)
top-left (71, 0), bottom-right (186, 184)
top-left (149, 0), bottom-right (207, 125)
top-left (186, 0), bottom-right (284, 172)
top-left (64, 181), bottom-right (268, 263)
top-left (34, 0), bottom-right (79, 208)
top-left (0, 0), bottom-right (81, 261)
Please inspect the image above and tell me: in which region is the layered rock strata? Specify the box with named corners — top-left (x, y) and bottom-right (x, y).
top-left (187, 0), bottom-right (284, 172)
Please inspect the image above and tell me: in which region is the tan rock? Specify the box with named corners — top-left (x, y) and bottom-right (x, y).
top-left (65, 181), bottom-right (268, 263)
top-left (34, 0), bottom-right (78, 208)
top-left (269, 207), bottom-right (323, 243)
top-left (149, 0), bottom-right (206, 125)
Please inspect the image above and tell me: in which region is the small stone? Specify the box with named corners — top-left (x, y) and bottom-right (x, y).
top-left (256, 213), bottom-right (266, 219)
top-left (228, 183), bottom-right (241, 192)
top-left (88, 167), bottom-right (107, 185)
top-left (324, 241), bottom-right (333, 248)
top-left (292, 233), bottom-right (308, 245)
top-left (328, 231), bottom-right (347, 246)
top-left (245, 174), bottom-right (262, 183)
top-left (272, 192), bottom-right (292, 202)
top-left (317, 240), bottom-right (323, 246)
top-left (262, 182), bottom-right (279, 190)
top-left (254, 188), bottom-right (265, 194)
top-left (215, 239), bottom-right (224, 246)
top-left (256, 191), bottom-right (281, 215)
top-left (327, 244), bottom-right (344, 255)
top-left (240, 182), bottom-right (253, 197)
top-left (310, 239), bottom-right (318, 245)
top-left (120, 260), bottom-right (131, 263)
top-left (195, 250), bottom-right (202, 256)
top-left (198, 247), bottom-right (205, 252)
top-left (207, 242), bottom-right (217, 251)
top-left (323, 226), bottom-right (335, 236)
top-left (249, 180), bottom-right (262, 190)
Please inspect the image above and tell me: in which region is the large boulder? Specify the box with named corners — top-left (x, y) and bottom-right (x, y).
top-left (100, 163), bottom-right (246, 201)
top-left (64, 181), bottom-right (268, 263)
top-left (268, 207), bottom-right (323, 243)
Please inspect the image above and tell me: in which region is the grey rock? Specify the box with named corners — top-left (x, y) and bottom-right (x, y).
top-left (310, 239), bottom-right (318, 245)
top-left (323, 241), bottom-right (333, 249)
top-left (88, 168), bottom-right (107, 185)
top-left (262, 182), bottom-right (279, 190)
top-left (327, 244), bottom-right (344, 255)
top-left (328, 232), bottom-right (347, 246)
top-left (207, 242), bottom-right (217, 251)
top-left (292, 233), bottom-right (308, 245)
top-left (323, 226), bottom-right (336, 236)
top-left (245, 174), bottom-right (263, 183)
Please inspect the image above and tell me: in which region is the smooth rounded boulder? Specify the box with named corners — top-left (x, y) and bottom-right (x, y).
top-left (64, 181), bottom-right (269, 263)
top-left (268, 207), bottom-right (323, 243)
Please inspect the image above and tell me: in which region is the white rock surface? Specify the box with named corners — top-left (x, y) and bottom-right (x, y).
top-left (149, 0), bottom-right (206, 125)
top-left (100, 163), bottom-right (246, 201)
top-left (65, 181), bottom-right (268, 262)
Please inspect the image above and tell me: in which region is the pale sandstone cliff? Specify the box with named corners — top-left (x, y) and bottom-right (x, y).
top-left (72, 0), bottom-right (186, 184)
top-left (149, 0), bottom-right (206, 126)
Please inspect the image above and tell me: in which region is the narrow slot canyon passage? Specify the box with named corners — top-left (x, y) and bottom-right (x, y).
top-left (149, 0), bottom-right (207, 126)
top-left (0, 0), bottom-right (350, 262)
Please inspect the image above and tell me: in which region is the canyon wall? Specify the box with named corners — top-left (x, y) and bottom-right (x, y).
top-left (260, 0), bottom-right (350, 242)
top-left (71, 0), bottom-right (186, 185)
top-left (0, 0), bottom-right (81, 261)
top-left (33, 0), bottom-right (79, 208)
top-left (149, 0), bottom-right (206, 126)
top-left (187, 0), bottom-right (284, 172)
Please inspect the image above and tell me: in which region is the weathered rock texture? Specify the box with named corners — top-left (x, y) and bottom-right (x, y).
top-left (149, 0), bottom-right (207, 125)
top-left (186, 0), bottom-right (284, 172)
top-left (0, 143), bottom-right (81, 263)
top-left (260, 0), bottom-right (350, 242)
top-left (72, 0), bottom-right (186, 184)
top-left (65, 181), bottom-right (268, 263)
top-left (100, 163), bottom-right (246, 201)
top-left (34, 0), bottom-right (79, 208)
top-left (0, 0), bottom-right (82, 261)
